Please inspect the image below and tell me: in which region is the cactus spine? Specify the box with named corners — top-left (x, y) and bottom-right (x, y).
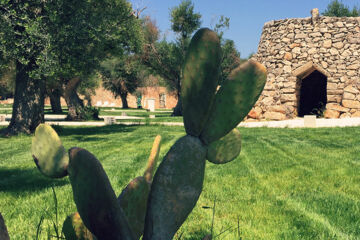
top-left (32, 27), bottom-right (266, 240)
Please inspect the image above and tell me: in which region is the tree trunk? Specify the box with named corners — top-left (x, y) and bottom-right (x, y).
top-left (120, 92), bottom-right (129, 109)
top-left (64, 78), bottom-right (84, 121)
top-left (172, 92), bottom-right (182, 116)
top-left (1, 60), bottom-right (45, 136)
top-left (84, 93), bottom-right (92, 107)
top-left (49, 89), bottom-right (63, 114)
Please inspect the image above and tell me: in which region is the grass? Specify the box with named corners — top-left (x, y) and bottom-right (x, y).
top-left (1, 125), bottom-right (360, 239)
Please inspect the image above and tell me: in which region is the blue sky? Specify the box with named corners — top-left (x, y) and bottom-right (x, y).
top-left (129, 0), bottom-right (359, 57)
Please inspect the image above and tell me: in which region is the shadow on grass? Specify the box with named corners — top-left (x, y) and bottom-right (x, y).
top-left (0, 168), bottom-right (69, 194)
top-left (52, 124), bottom-right (136, 137)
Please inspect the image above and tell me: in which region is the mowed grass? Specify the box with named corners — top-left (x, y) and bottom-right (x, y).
top-left (0, 125), bottom-right (360, 239)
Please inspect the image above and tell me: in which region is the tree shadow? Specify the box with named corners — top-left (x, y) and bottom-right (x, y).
top-left (52, 124), bottom-right (136, 137)
top-left (0, 168), bottom-right (69, 194)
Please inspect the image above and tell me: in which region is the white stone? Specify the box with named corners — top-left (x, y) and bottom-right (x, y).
top-left (304, 115), bottom-right (316, 127)
top-left (333, 42), bottom-right (344, 49)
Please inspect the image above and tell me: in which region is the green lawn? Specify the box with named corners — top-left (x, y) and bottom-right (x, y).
top-left (1, 125), bottom-right (360, 239)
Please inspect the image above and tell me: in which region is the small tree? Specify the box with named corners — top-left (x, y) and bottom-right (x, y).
top-left (100, 56), bottom-right (141, 109)
top-left (322, 0), bottom-right (359, 17)
top-left (141, 1), bottom-right (201, 116)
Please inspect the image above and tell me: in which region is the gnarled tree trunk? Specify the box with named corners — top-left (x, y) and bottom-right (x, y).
top-left (120, 92), bottom-right (129, 109)
top-left (1, 60), bottom-right (45, 136)
top-left (49, 88), bottom-right (63, 114)
top-left (172, 92), bottom-right (182, 116)
top-left (64, 78), bottom-right (84, 121)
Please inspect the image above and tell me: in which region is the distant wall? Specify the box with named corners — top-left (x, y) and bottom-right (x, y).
top-left (44, 86), bottom-right (178, 109)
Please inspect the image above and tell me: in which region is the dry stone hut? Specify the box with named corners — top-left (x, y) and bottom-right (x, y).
top-left (251, 9), bottom-right (360, 120)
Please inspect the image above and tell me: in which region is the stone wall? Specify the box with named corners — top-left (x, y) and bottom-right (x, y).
top-left (251, 10), bottom-right (360, 120)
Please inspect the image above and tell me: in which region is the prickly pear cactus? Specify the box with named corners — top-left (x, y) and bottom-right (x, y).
top-left (0, 213), bottom-right (10, 240)
top-left (143, 28), bottom-right (266, 240)
top-left (32, 27), bottom-right (266, 240)
top-left (62, 212), bottom-right (96, 240)
top-left (32, 126), bottom-right (162, 240)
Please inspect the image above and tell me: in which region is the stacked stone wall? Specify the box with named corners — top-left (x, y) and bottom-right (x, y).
top-left (251, 13), bottom-right (360, 120)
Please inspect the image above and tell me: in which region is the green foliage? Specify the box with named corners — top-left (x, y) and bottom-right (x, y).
top-left (100, 55), bottom-right (143, 107)
top-left (78, 106), bottom-right (100, 121)
top-left (141, 1), bottom-right (201, 98)
top-left (170, 0), bottom-right (201, 41)
top-left (322, 0), bottom-right (359, 17)
top-left (0, 59), bottom-right (15, 98)
top-left (30, 28), bottom-right (266, 240)
top-left (220, 39), bottom-right (242, 85)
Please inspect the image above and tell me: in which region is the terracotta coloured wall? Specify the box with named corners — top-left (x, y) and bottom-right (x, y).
top-left (44, 86), bottom-right (178, 109)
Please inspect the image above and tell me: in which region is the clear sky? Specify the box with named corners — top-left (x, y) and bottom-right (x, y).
top-left (129, 0), bottom-right (359, 58)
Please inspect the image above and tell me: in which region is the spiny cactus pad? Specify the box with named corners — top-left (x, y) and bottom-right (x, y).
top-left (206, 128), bottom-right (242, 164)
top-left (182, 28), bottom-right (221, 137)
top-left (62, 212), bottom-right (96, 240)
top-left (143, 135), bottom-right (207, 240)
top-left (118, 176), bottom-right (150, 240)
top-left (200, 60), bottom-right (267, 144)
top-left (32, 124), bottom-right (69, 178)
top-left (143, 135), bottom-right (162, 182)
top-left (68, 147), bottom-right (134, 240)
top-left (0, 213), bottom-right (9, 240)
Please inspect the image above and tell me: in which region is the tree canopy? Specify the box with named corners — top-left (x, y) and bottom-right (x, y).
top-left (100, 55), bottom-right (142, 108)
top-left (0, 0), bottom-right (143, 134)
top-left (322, 0), bottom-right (359, 17)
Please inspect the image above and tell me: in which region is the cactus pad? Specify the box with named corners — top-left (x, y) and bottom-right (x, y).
top-left (200, 60), bottom-right (267, 144)
top-left (68, 147), bottom-right (134, 240)
top-left (207, 128), bottom-right (241, 164)
top-left (182, 28), bottom-right (221, 137)
top-left (118, 176), bottom-right (150, 240)
top-left (32, 124), bottom-right (69, 178)
top-left (0, 213), bottom-right (9, 240)
top-left (143, 135), bottom-right (207, 240)
top-left (62, 212), bottom-right (96, 240)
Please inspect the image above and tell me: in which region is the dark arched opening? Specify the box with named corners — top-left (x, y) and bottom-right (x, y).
top-left (298, 70), bottom-right (327, 117)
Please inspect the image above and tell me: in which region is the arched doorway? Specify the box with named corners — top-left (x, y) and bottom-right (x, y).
top-left (298, 70), bottom-right (327, 117)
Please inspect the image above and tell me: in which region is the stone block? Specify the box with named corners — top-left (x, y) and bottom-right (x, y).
top-left (323, 39), bottom-right (332, 48)
top-left (104, 116), bottom-right (116, 125)
top-left (326, 103), bottom-right (349, 112)
top-left (282, 88), bottom-right (295, 94)
top-left (308, 48), bottom-right (317, 54)
top-left (351, 111), bottom-right (360, 117)
top-left (333, 42), bottom-right (344, 49)
top-left (284, 52), bottom-right (292, 60)
top-left (264, 111), bottom-right (287, 121)
top-left (344, 85), bottom-right (359, 94)
top-left (342, 100), bottom-right (360, 109)
top-left (328, 95), bottom-right (342, 103)
top-left (334, 22), bottom-right (344, 27)
top-left (281, 94), bottom-right (296, 102)
top-left (269, 105), bottom-right (287, 114)
top-left (343, 92), bottom-right (356, 100)
top-left (304, 115), bottom-right (316, 127)
top-left (295, 33), bottom-right (307, 39)
top-left (327, 83), bottom-right (338, 90)
top-left (290, 43), bottom-right (301, 49)
top-left (324, 109), bottom-right (340, 118)
top-left (330, 48), bottom-right (339, 55)
top-left (348, 64), bottom-right (360, 70)
top-left (327, 90), bottom-right (343, 95)
top-left (340, 112), bottom-right (351, 118)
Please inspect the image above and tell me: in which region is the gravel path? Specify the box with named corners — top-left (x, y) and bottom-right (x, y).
top-left (1, 114), bottom-right (360, 128)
